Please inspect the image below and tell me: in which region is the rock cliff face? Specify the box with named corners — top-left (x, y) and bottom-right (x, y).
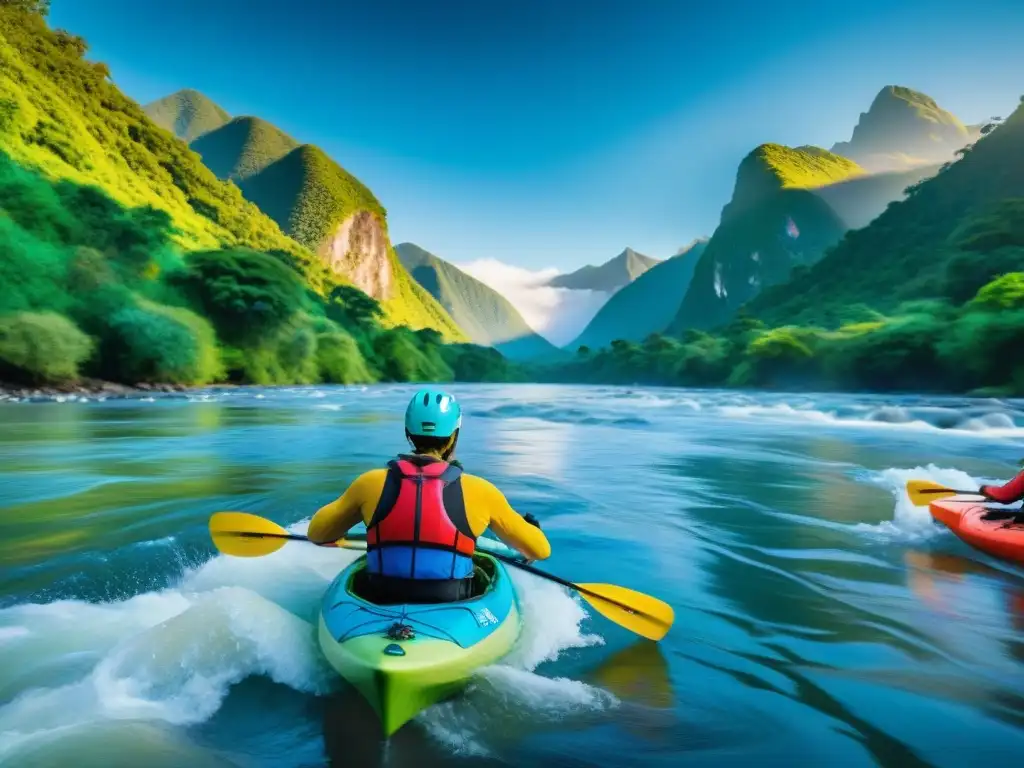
top-left (748, 99), bottom-right (1024, 328)
top-left (319, 211), bottom-right (393, 300)
top-left (831, 86), bottom-right (971, 172)
top-left (669, 145), bottom-right (862, 333)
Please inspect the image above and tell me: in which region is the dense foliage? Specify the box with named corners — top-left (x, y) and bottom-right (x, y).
top-left (188, 117), bottom-right (299, 182)
top-left (748, 105), bottom-right (1024, 327)
top-left (550, 283), bottom-right (1024, 396)
top-left (0, 7), bottom-right (465, 337)
top-left (0, 150), bottom-right (517, 387)
top-left (143, 89), bottom-right (232, 143)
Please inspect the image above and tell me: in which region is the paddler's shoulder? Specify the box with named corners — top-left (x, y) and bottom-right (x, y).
top-left (345, 468), bottom-right (389, 497)
top-left (457, 472), bottom-right (507, 500)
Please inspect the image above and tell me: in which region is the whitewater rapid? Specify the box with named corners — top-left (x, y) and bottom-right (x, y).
top-left (2, 383), bottom-right (1023, 766)
top-left (0, 519), bottom-right (613, 764)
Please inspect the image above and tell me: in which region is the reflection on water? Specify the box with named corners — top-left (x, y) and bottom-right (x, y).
top-left (1, 384), bottom-right (1024, 766)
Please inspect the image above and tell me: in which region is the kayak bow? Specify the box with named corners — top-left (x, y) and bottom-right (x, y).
top-left (317, 552), bottom-right (521, 736)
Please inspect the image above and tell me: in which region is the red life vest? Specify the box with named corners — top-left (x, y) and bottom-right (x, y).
top-left (365, 456), bottom-right (476, 580)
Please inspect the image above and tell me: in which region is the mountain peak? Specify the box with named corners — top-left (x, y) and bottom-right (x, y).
top-left (872, 85), bottom-right (941, 111)
top-left (549, 248), bottom-right (660, 292)
top-left (674, 237), bottom-right (710, 257)
top-left (189, 115), bottom-right (299, 181)
top-left (728, 144), bottom-right (863, 215)
top-left (831, 85), bottom-right (969, 172)
top-left (395, 243), bottom-right (560, 360)
top-left (238, 142), bottom-right (384, 252)
top-left (143, 89), bottom-right (231, 142)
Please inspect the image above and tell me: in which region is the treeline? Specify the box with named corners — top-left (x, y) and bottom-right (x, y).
top-left (0, 151), bottom-right (519, 388)
top-left (550, 271), bottom-right (1024, 396)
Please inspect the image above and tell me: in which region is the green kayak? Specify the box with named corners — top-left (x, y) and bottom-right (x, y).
top-left (317, 551), bottom-right (521, 736)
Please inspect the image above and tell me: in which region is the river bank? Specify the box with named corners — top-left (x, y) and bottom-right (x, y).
top-left (0, 378), bottom-right (206, 402)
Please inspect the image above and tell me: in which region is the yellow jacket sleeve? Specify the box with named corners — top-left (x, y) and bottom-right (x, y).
top-left (307, 469), bottom-right (386, 544)
top-left (461, 474), bottom-right (552, 561)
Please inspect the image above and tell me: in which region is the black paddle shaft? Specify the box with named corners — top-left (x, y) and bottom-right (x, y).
top-left (235, 530), bottom-right (654, 620)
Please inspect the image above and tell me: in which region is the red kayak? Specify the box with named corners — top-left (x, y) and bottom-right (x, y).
top-left (929, 499), bottom-right (1024, 566)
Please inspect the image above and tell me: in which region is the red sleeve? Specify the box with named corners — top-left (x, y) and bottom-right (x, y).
top-left (985, 470), bottom-right (1024, 503)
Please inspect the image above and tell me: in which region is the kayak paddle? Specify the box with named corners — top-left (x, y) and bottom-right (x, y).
top-left (208, 511), bottom-right (675, 641)
top-left (905, 480), bottom-right (987, 507)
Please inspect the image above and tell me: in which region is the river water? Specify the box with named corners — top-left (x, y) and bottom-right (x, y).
top-left (1, 384), bottom-right (1024, 767)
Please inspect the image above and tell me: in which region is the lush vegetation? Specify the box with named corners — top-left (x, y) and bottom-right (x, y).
top-left (555, 101), bottom-right (1024, 397)
top-left (745, 144), bottom-right (864, 194)
top-left (667, 144), bottom-right (869, 335)
top-left (0, 9), bottom-right (306, 259)
top-left (238, 144), bottom-right (385, 249)
top-left (188, 116), bottom-right (299, 181)
top-left (749, 103), bottom-right (1024, 328)
top-left (396, 242), bottom-right (560, 360)
top-left (143, 89), bottom-right (231, 143)
top-left (553, 281), bottom-right (1024, 396)
top-left (0, 6), bottom-right (513, 388)
top-left (0, 8), bottom-right (463, 338)
top-left (0, 150), bottom-right (515, 387)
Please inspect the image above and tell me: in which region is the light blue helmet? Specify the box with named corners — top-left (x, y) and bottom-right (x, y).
top-left (404, 389), bottom-right (462, 438)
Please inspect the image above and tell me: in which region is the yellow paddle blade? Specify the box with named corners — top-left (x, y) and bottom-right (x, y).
top-left (905, 480), bottom-right (983, 507)
top-left (575, 583), bottom-right (675, 642)
top-left (209, 511), bottom-right (292, 558)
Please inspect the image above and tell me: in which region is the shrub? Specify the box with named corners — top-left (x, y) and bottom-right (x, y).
top-left (0, 311), bottom-right (92, 383)
top-left (103, 299), bottom-right (222, 385)
top-left (372, 327), bottom-right (453, 383)
top-left (277, 322), bottom-right (319, 384)
top-left (171, 247), bottom-right (307, 345)
top-left (317, 329), bottom-right (372, 384)
top-left (970, 272), bottom-right (1024, 310)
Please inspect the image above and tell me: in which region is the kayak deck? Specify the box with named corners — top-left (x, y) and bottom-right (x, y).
top-left (929, 499), bottom-right (1024, 566)
top-left (318, 552), bottom-right (520, 735)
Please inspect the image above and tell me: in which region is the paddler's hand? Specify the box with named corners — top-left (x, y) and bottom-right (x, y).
top-left (523, 513), bottom-right (541, 529)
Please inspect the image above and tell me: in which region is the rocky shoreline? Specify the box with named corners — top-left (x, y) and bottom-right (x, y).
top-left (0, 379), bottom-right (203, 402)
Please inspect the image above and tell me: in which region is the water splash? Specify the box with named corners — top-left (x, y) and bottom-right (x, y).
top-left (857, 464), bottom-right (984, 540)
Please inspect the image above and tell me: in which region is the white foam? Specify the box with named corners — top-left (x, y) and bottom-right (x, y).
top-left (0, 521), bottom-right (611, 758)
top-left (409, 560), bottom-right (614, 753)
top-left (715, 401), bottom-right (1024, 437)
top-left (503, 570), bottom-right (604, 670)
top-left (417, 660), bottom-right (618, 756)
top-left (857, 465), bottom-right (984, 540)
top-left (0, 585), bottom-right (337, 761)
top-left (0, 626), bottom-right (31, 643)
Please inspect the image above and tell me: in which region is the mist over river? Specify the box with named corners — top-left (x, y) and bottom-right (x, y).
top-left (2, 384), bottom-right (1024, 767)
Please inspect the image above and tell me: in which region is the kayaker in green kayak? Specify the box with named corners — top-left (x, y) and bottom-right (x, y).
top-left (308, 388), bottom-right (551, 604)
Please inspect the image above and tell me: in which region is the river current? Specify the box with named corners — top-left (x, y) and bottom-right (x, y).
top-left (1, 384), bottom-right (1023, 767)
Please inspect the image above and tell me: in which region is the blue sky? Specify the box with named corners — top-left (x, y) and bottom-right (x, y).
top-left (52, 0), bottom-right (1024, 272)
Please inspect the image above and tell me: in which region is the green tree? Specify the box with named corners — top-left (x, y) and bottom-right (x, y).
top-left (0, 0), bottom-right (51, 16)
top-left (171, 248), bottom-right (306, 345)
top-left (0, 312), bottom-right (92, 384)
